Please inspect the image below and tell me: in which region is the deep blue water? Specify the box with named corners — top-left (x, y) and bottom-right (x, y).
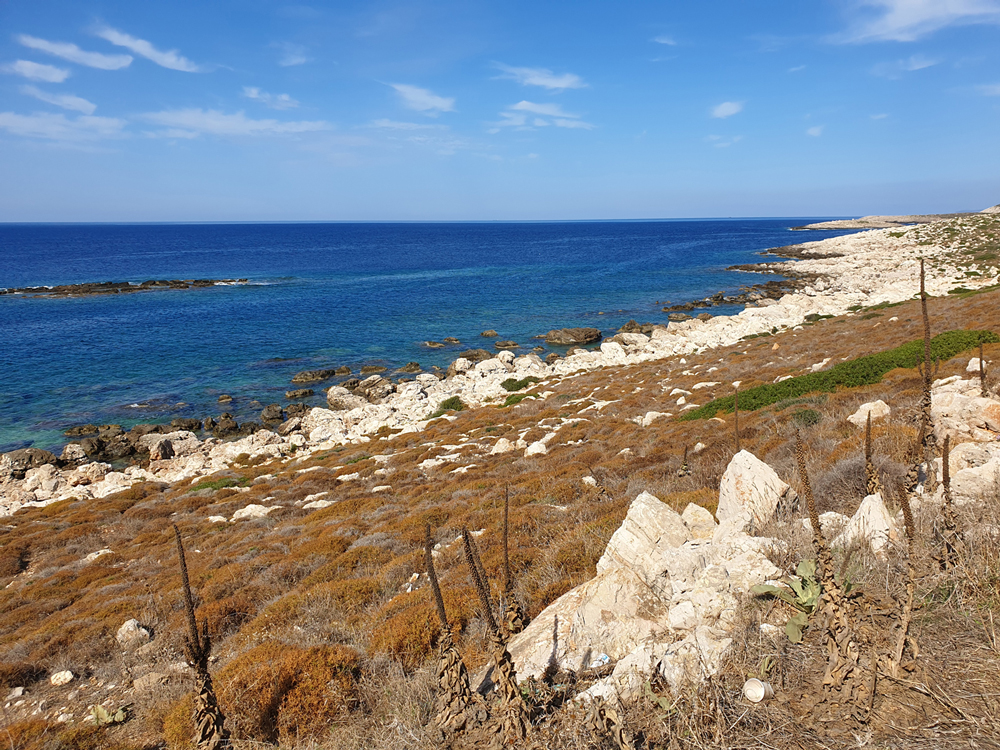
top-left (0, 220), bottom-right (855, 453)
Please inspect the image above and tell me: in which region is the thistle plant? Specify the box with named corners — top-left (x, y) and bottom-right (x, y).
top-left (864, 411), bottom-right (882, 497)
top-left (980, 342), bottom-right (989, 398)
top-left (424, 524), bottom-right (476, 733)
top-left (501, 489), bottom-right (525, 636)
top-left (938, 435), bottom-right (959, 570)
top-left (173, 524), bottom-right (229, 750)
top-left (917, 258), bottom-right (939, 493)
top-left (733, 386), bottom-right (741, 453)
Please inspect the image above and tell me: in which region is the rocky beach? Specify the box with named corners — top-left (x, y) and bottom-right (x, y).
top-left (2, 207), bottom-right (1000, 749)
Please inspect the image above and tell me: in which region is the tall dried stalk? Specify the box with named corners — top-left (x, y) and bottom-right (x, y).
top-left (462, 528), bottom-right (528, 745)
top-left (677, 445), bottom-right (691, 477)
top-left (172, 525), bottom-right (229, 750)
top-left (864, 411), bottom-right (882, 497)
top-left (585, 697), bottom-right (636, 750)
top-left (795, 434), bottom-right (872, 718)
top-left (502, 489), bottom-right (524, 636)
top-left (918, 258), bottom-right (938, 493)
top-left (939, 436), bottom-right (959, 570)
top-left (425, 524), bottom-right (475, 733)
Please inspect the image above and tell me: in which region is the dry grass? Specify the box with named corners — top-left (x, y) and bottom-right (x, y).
top-left (1, 285), bottom-right (1000, 748)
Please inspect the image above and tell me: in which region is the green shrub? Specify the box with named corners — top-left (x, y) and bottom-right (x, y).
top-left (681, 329), bottom-right (998, 421)
top-left (427, 395), bottom-right (466, 420)
top-left (503, 393), bottom-right (536, 407)
top-left (500, 376), bottom-right (540, 392)
top-left (187, 476), bottom-right (249, 493)
top-left (792, 408), bottom-right (823, 427)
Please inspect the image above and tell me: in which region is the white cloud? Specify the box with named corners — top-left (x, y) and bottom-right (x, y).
top-left (0, 111), bottom-right (126, 141)
top-left (95, 27), bottom-right (199, 72)
top-left (706, 134), bottom-right (743, 148)
top-left (274, 42), bottom-right (310, 67)
top-left (871, 112), bottom-right (890, 118)
top-left (807, 125), bottom-right (824, 136)
top-left (979, 83), bottom-right (1000, 95)
top-left (711, 101), bottom-right (744, 118)
top-left (242, 86), bottom-right (299, 110)
top-left (872, 54), bottom-right (940, 77)
top-left (493, 64), bottom-right (587, 91)
top-left (789, 65), bottom-right (807, 72)
top-left (836, 0), bottom-right (1000, 43)
top-left (652, 35), bottom-right (677, 45)
top-left (509, 100), bottom-right (578, 118)
top-left (140, 109), bottom-right (329, 137)
top-left (491, 100), bottom-right (593, 130)
top-left (17, 34), bottom-right (132, 70)
top-left (370, 118), bottom-right (446, 130)
top-left (390, 84), bottom-right (455, 115)
top-left (19, 85), bottom-right (96, 114)
top-left (2, 60), bottom-right (70, 83)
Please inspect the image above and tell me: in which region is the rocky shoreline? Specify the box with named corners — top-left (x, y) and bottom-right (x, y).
top-left (3, 210), bottom-right (999, 514)
top-left (0, 278), bottom-right (249, 297)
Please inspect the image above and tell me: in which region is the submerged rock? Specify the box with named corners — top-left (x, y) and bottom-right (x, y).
top-left (545, 327), bottom-right (601, 346)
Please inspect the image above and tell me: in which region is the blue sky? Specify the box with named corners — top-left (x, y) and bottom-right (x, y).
top-left (1, 0), bottom-right (999, 221)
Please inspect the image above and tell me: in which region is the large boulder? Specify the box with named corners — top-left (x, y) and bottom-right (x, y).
top-left (715, 450), bottom-right (796, 536)
top-left (0, 448), bottom-right (60, 481)
top-left (326, 386), bottom-right (367, 411)
top-left (291, 368), bottom-right (337, 384)
top-left (545, 327), bottom-right (601, 346)
top-left (833, 493), bottom-right (899, 558)
top-left (354, 375), bottom-right (395, 404)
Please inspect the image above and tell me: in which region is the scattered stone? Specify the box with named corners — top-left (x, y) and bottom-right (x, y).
top-left (231, 504), bottom-right (279, 521)
top-left (133, 672), bottom-right (169, 693)
top-left (149, 439), bottom-right (174, 461)
top-left (217, 394), bottom-right (233, 403)
top-left (443, 337), bottom-right (461, 345)
top-left (399, 362), bottom-right (422, 373)
top-left (490, 438), bottom-right (515, 455)
top-left (494, 340), bottom-right (519, 349)
top-left (372, 485), bottom-right (393, 493)
top-left (668, 312), bottom-right (692, 322)
top-left (545, 327), bottom-right (601, 346)
top-left (833, 493), bottom-right (899, 557)
top-left (846, 400), bottom-right (891, 427)
top-left (291, 369), bottom-right (337, 384)
top-left (360, 365), bottom-right (387, 375)
top-left (524, 441), bottom-right (548, 457)
top-left (481, 329), bottom-right (499, 337)
top-left (335, 366), bottom-right (352, 376)
top-left (423, 341), bottom-right (445, 348)
top-left (64, 424), bottom-right (98, 437)
top-left (260, 404), bottom-right (285, 422)
top-left (285, 388), bottom-right (314, 399)
top-left (116, 619), bottom-right (151, 650)
top-left (50, 671), bottom-right (74, 687)
top-left (303, 499), bottom-right (334, 510)
top-left (582, 476), bottom-right (598, 487)
top-left (82, 549), bottom-right (114, 564)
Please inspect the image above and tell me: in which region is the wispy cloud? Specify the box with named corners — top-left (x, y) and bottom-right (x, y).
top-left (95, 27), bottom-right (199, 72)
top-left (706, 134), bottom-right (743, 148)
top-left (370, 118), bottom-right (446, 130)
top-left (872, 53), bottom-right (940, 78)
top-left (490, 100), bottom-right (593, 131)
top-left (871, 112), bottom-right (890, 118)
top-left (789, 65), bottom-right (807, 72)
top-left (140, 109), bottom-right (329, 137)
top-left (978, 83), bottom-right (1000, 95)
top-left (711, 101), bottom-right (744, 118)
top-left (835, 0), bottom-right (1000, 43)
top-left (390, 84), bottom-right (455, 115)
top-left (807, 125), bottom-right (824, 136)
top-left (19, 85), bottom-right (96, 114)
top-left (2, 60), bottom-right (70, 83)
top-left (17, 35), bottom-right (132, 70)
top-left (242, 86), bottom-right (298, 110)
top-left (273, 42), bottom-right (310, 67)
top-left (652, 34), bottom-right (677, 45)
top-left (493, 64), bottom-right (587, 91)
top-left (0, 111), bottom-right (126, 142)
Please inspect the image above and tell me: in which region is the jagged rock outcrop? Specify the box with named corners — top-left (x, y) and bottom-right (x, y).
top-left (715, 450), bottom-right (796, 536)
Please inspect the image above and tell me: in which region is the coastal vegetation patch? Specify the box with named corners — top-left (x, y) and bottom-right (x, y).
top-left (500, 376), bottom-right (540, 392)
top-left (681, 328), bottom-right (998, 420)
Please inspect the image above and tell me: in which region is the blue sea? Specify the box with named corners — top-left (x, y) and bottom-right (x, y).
top-left (0, 220), bottom-right (856, 453)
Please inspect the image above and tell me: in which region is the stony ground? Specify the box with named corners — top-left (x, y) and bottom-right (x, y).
top-left (3, 218), bottom-right (1000, 750)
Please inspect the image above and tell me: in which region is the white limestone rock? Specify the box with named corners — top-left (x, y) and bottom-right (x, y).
top-left (846, 400), bottom-right (890, 427)
top-left (116, 619), bottom-right (151, 650)
top-left (715, 450), bottom-right (794, 536)
top-left (50, 670), bottom-right (74, 686)
top-left (833, 493), bottom-right (899, 557)
top-left (231, 504), bottom-right (279, 521)
top-left (490, 438), bottom-right (515, 455)
top-left (681, 503), bottom-right (716, 541)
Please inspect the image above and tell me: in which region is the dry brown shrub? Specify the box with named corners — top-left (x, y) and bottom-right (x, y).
top-left (0, 660), bottom-right (45, 688)
top-left (216, 641), bottom-right (360, 744)
top-left (367, 585), bottom-right (475, 669)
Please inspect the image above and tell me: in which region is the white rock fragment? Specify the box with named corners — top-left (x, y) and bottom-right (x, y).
top-left (231, 504), bottom-right (279, 521)
top-left (303, 499), bottom-right (334, 509)
top-left (846, 400), bottom-right (890, 427)
top-left (82, 549), bottom-right (113, 564)
top-left (833, 493), bottom-right (899, 557)
top-left (490, 438), bottom-right (515, 455)
top-left (50, 671), bottom-right (74, 686)
top-left (116, 619), bottom-right (151, 650)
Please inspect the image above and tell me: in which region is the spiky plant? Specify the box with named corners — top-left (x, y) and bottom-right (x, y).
top-left (917, 258), bottom-right (939, 493)
top-left (677, 445), bottom-right (691, 478)
top-left (172, 525), bottom-right (229, 750)
top-left (864, 411), bottom-right (882, 497)
top-left (980, 342), bottom-right (989, 398)
top-left (462, 528), bottom-right (528, 745)
top-left (938, 435), bottom-right (959, 570)
top-left (424, 524), bottom-right (476, 733)
top-left (501, 489), bottom-right (525, 636)
top-left (585, 696), bottom-right (636, 750)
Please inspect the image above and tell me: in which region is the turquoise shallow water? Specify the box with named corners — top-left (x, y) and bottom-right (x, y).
top-left (0, 220), bottom-right (855, 452)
